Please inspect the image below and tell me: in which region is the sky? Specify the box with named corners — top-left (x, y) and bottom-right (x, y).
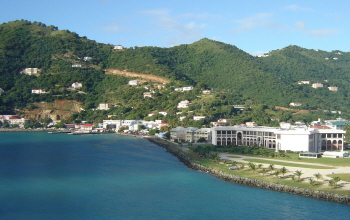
top-left (1, 0), bottom-right (349, 55)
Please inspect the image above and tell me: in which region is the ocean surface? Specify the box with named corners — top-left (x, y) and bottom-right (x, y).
top-left (0, 132), bottom-right (349, 220)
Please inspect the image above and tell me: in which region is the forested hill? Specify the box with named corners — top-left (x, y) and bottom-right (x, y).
top-left (1, 20), bottom-right (350, 124)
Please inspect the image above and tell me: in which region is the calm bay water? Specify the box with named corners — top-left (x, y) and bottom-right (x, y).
top-left (0, 132), bottom-right (349, 219)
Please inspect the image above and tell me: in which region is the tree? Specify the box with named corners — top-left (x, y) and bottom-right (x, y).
top-left (313, 173), bottom-right (322, 182)
top-left (269, 164), bottom-right (275, 174)
top-left (148, 128), bottom-right (159, 135)
top-left (261, 168), bottom-right (268, 176)
top-left (248, 162), bottom-right (257, 173)
top-left (309, 178), bottom-right (316, 186)
top-left (294, 170), bottom-right (303, 181)
top-left (280, 167), bottom-right (287, 176)
top-left (274, 170), bottom-right (281, 178)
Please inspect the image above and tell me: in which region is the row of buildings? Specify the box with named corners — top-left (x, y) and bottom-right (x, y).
top-left (170, 122), bottom-right (347, 153)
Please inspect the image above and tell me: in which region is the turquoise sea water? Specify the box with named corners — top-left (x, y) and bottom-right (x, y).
top-left (0, 132), bottom-right (349, 219)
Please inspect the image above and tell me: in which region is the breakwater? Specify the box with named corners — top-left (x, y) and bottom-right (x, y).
top-left (146, 138), bottom-right (350, 204)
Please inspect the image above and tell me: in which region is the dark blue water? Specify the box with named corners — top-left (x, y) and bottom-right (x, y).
top-left (0, 132), bottom-right (349, 219)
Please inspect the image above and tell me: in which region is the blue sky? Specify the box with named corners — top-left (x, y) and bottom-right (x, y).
top-left (1, 0), bottom-right (349, 55)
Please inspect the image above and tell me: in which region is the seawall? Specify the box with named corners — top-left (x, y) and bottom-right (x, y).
top-left (146, 138), bottom-right (350, 204)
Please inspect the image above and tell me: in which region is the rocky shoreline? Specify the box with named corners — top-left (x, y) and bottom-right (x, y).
top-left (146, 137), bottom-right (350, 204)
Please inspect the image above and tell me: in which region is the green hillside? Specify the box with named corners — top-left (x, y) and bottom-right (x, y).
top-left (0, 20), bottom-right (349, 127)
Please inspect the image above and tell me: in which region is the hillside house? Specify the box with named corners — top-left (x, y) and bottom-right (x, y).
top-left (328, 86), bottom-right (338, 92)
top-left (31, 89), bottom-right (47, 94)
top-left (83, 57), bottom-right (92, 62)
top-left (193, 116), bottom-right (208, 121)
top-left (0, 88), bottom-right (5, 96)
top-left (72, 64), bottom-right (82, 68)
top-left (97, 103), bottom-right (113, 110)
top-left (71, 82), bottom-right (82, 89)
top-left (290, 102), bottom-right (302, 106)
top-left (297, 81), bottom-right (310, 85)
top-left (143, 92), bottom-right (154, 98)
top-left (312, 83), bottom-right (323, 89)
top-left (158, 111), bottom-right (168, 116)
top-left (202, 90), bottom-right (212, 94)
top-left (114, 45), bottom-right (124, 50)
top-left (21, 68), bottom-right (40, 75)
top-left (211, 119), bottom-right (232, 127)
top-left (128, 80), bottom-right (141, 86)
top-left (177, 100), bottom-right (191, 108)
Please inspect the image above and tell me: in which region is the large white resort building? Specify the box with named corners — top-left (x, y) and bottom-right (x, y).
top-left (211, 125), bottom-right (345, 152)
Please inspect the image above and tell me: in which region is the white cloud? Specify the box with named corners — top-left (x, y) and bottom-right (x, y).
top-left (295, 21), bottom-right (340, 38)
top-left (250, 51), bottom-right (269, 56)
top-left (139, 9), bottom-right (210, 46)
top-left (232, 13), bottom-right (285, 33)
top-left (283, 4), bottom-right (313, 11)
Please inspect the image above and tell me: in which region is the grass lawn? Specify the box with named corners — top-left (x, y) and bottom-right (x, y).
top-left (231, 152), bottom-right (350, 167)
top-left (193, 157), bottom-right (350, 196)
top-left (328, 174), bottom-right (350, 182)
top-left (243, 158), bottom-right (333, 169)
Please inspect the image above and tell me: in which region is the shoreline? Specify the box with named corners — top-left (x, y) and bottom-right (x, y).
top-left (145, 137), bottom-right (350, 204)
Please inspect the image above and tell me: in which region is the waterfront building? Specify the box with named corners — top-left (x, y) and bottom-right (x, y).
top-left (211, 125), bottom-right (345, 152)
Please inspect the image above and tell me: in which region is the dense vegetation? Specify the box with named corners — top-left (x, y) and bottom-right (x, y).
top-left (1, 20), bottom-right (350, 127)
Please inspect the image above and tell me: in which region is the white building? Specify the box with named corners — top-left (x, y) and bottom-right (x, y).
top-left (83, 57), bottom-right (92, 62)
top-left (297, 81), bottom-right (310, 85)
top-left (177, 100), bottom-right (191, 108)
top-left (211, 125), bottom-right (345, 152)
top-left (128, 80), bottom-right (141, 86)
top-left (72, 64), bottom-right (82, 68)
top-left (114, 45), bottom-right (124, 50)
top-left (0, 115), bottom-right (29, 128)
top-left (170, 126), bottom-right (211, 143)
top-left (193, 116), bottom-right (208, 121)
top-left (290, 102), bottom-right (302, 106)
top-left (97, 103), bottom-right (113, 110)
top-left (71, 82), bottom-right (82, 89)
top-left (328, 86), bottom-right (338, 92)
top-left (21, 68), bottom-right (40, 75)
top-left (31, 89), bottom-right (47, 94)
top-left (312, 83), bottom-right (323, 89)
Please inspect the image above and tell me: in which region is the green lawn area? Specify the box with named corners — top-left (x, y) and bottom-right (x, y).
top-left (231, 152), bottom-right (350, 167)
top-left (328, 174), bottom-right (350, 182)
top-left (193, 157), bottom-right (350, 196)
top-left (243, 158), bottom-right (333, 169)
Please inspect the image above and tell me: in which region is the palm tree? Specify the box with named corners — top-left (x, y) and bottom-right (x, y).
top-left (294, 170), bottom-right (303, 181)
top-left (269, 164), bottom-right (275, 174)
top-left (257, 164), bottom-right (263, 170)
top-left (313, 173), bottom-right (322, 182)
top-left (261, 168), bottom-right (268, 176)
top-left (231, 160), bottom-right (238, 166)
top-left (309, 178), bottom-right (316, 186)
top-left (280, 167), bottom-right (287, 176)
top-left (248, 162), bottom-right (257, 173)
top-left (274, 170), bottom-right (281, 178)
